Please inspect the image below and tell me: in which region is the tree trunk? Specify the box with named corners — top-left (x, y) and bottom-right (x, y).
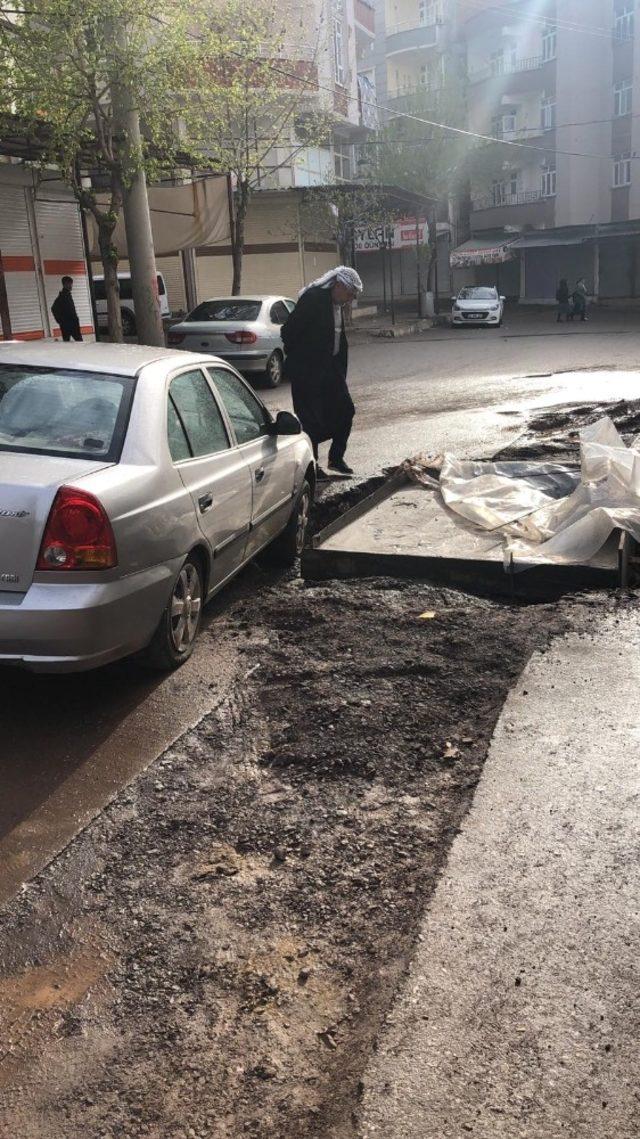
top-left (97, 219), bottom-right (123, 343)
top-left (231, 183), bottom-right (249, 295)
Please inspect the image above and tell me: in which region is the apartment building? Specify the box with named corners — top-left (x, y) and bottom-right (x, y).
top-left (454, 0), bottom-right (640, 301)
top-left (373, 0), bottom-right (455, 105)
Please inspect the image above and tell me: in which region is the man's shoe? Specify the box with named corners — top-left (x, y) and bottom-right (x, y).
top-left (316, 466), bottom-right (330, 481)
top-left (328, 458), bottom-right (354, 475)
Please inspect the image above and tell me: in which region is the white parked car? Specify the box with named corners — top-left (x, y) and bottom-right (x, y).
top-left (93, 272), bottom-right (172, 337)
top-left (451, 286), bottom-right (505, 327)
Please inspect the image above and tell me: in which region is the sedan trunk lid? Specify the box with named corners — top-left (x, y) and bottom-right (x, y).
top-left (0, 453), bottom-right (110, 592)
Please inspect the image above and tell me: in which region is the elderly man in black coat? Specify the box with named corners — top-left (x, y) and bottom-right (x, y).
top-left (281, 265), bottom-right (363, 476)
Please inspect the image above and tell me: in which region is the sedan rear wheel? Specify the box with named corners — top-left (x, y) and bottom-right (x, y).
top-left (143, 556), bottom-right (204, 670)
top-left (264, 350), bottom-right (284, 388)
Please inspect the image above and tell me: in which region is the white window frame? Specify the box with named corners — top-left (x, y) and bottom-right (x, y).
top-left (502, 112), bottom-right (517, 135)
top-left (333, 17), bottom-right (345, 86)
top-left (540, 96), bottom-right (556, 130)
top-left (613, 153), bottom-right (632, 186)
top-left (614, 2), bottom-right (634, 41)
top-left (334, 142), bottom-right (352, 181)
top-left (490, 49), bottom-right (504, 76)
top-left (614, 79), bottom-right (633, 116)
top-left (540, 164), bottom-right (556, 197)
top-left (419, 0), bottom-right (441, 24)
top-left (542, 23), bottom-right (557, 61)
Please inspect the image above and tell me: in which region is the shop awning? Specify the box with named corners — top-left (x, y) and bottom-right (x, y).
top-left (511, 233), bottom-right (592, 249)
top-left (450, 236), bottom-right (518, 267)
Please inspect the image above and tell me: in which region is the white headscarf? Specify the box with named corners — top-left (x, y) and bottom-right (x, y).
top-left (299, 265), bottom-right (363, 298)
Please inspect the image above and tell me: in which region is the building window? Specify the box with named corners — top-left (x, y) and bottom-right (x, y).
top-left (614, 79), bottom-right (633, 116)
top-left (614, 2), bottom-right (634, 40)
top-left (492, 171), bottom-right (519, 205)
top-left (542, 22), bottom-right (557, 61)
top-left (419, 0), bottom-right (442, 24)
top-left (540, 96), bottom-right (556, 130)
top-left (334, 143), bottom-right (353, 181)
top-left (333, 17), bottom-right (345, 85)
top-left (490, 49), bottom-right (504, 75)
top-left (541, 164), bottom-right (556, 197)
top-left (613, 153), bottom-right (632, 186)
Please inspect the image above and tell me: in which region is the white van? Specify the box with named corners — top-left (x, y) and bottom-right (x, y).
top-left (93, 272), bottom-right (171, 336)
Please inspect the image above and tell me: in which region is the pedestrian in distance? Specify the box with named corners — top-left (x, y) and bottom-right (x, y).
top-left (555, 278), bottom-right (570, 322)
top-left (571, 277), bottom-right (588, 322)
top-left (51, 275), bottom-right (83, 342)
top-left (281, 265), bottom-right (363, 478)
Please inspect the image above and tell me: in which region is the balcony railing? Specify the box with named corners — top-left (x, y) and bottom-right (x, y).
top-left (386, 15), bottom-right (443, 37)
top-left (471, 190), bottom-right (542, 210)
top-left (468, 55), bottom-right (546, 83)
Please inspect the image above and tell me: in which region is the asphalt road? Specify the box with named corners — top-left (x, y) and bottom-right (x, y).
top-left (263, 327), bottom-right (640, 473)
top-left (2, 328), bottom-right (640, 906)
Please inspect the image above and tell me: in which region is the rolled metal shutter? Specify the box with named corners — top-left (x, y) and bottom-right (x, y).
top-left (0, 186), bottom-right (45, 338)
top-left (34, 198), bottom-right (94, 337)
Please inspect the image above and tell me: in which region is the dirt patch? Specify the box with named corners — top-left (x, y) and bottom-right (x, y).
top-left (0, 539), bottom-right (617, 1138)
top-left (496, 399), bottom-right (640, 461)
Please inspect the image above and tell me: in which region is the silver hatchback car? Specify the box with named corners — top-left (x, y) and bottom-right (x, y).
top-left (0, 342), bottom-right (315, 672)
top-left (168, 296), bottom-right (296, 388)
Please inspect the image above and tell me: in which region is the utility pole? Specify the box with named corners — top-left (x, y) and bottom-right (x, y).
top-left (112, 28), bottom-right (164, 347)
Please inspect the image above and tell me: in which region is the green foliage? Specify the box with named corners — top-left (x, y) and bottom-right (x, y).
top-left (369, 79), bottom-right (467, 203)
top-left (299, 182), bottom-right (395, 264)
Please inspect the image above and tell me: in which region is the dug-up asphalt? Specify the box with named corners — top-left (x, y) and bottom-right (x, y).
top-left (360, 609), bottom-right (640, 1139)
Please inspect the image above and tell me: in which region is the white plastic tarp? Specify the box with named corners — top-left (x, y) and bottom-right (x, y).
top-left (438, 417), bottom-right (640, 568)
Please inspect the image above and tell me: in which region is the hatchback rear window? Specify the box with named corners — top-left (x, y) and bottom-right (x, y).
top-left (0, 366), bottom-right (134, 461)
top-left (458, 287), bottom-right (498, 300)
top-left (186, 300), bottom-right (262, 322)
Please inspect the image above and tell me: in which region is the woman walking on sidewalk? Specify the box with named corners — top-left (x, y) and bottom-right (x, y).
top-left (281, 266), bottom-right (363, 478)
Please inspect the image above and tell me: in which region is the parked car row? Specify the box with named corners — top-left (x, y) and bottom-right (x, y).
top-left (0, 342), bottom-right (314, 673)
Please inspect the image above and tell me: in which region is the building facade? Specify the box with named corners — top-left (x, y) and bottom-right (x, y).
top-left (455, 0), bottom-right (640, 302)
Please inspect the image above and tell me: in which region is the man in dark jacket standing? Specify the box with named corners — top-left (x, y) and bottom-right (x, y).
top-left (51, 276), bottom-right (83, 342)
top-left (281, 266), bottom-right (363, 476)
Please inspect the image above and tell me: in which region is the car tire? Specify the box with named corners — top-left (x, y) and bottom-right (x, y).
top-left (142, 555), bottom-right (204, 670)
top-left (260, 480), bottom-right (311, 568)
top-left (122, 309), bottom-right (136, 337)
top-left (264, 350), bottom-right (284, 388)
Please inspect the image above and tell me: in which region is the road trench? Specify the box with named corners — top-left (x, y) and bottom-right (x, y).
top-left (0, 402), bottom-right (636, 1138)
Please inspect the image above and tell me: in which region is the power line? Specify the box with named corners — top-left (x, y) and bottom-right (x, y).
top-left (141, 13), bottom-right (639, 165)
top-left (460, 0), bottom-right (612, 39)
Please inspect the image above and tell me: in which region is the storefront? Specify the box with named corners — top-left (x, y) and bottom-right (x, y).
top-left (0, 167), bottom-right (94, 340)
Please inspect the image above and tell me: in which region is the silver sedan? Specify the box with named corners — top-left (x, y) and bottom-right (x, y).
top-left (167, 296), bottom-right (296, 388)
top-left (0, 341), bottom-right (314, 672)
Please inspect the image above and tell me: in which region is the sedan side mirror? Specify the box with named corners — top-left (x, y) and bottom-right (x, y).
top-left (268, 410), bottom-right (302, 435)
top-left (500, 296), bottom-right (506, 302)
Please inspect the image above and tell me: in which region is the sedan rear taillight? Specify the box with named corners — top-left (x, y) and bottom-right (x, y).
top-left (37, 487), bottom-right (118, 571)
top-left (224, 330), bottom-right (258, 344)
top-left (168, 331), bottom-right (186, 345)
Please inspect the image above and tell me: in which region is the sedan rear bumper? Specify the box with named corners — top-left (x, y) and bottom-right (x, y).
top-left (215, 351), bottom-right (270, 372)
top-left (0, 559), bottom-right (182, 672)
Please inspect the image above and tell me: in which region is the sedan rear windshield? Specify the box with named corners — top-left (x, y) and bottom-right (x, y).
top-left (458, 288), bottom-right (498, 300)
top-left (186, 300), bottom-right (262, 322)
top-left (0, 366), bottom-right (134, 461)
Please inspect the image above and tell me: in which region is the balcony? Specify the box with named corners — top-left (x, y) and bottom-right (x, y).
top-left (468, 54), bottom-right (553, 85)
top-left (470, 191), bottom-right (556, 232)
top-left (386, 22), bottom-right (439, 57)
top-left (387, 81), bottom-right (443, 109)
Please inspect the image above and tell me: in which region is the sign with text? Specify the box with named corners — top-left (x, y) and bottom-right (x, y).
top-left (354, 217), bottom-right (429, 253)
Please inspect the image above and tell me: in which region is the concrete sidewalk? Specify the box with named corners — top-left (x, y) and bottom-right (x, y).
top-left (360, 608), bottom-right (640, 1139)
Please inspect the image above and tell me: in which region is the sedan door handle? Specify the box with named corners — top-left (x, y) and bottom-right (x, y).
top-left (198, 492), bottom-right (214, 513)
top-left (254, 467), bottom-right (265, 483)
